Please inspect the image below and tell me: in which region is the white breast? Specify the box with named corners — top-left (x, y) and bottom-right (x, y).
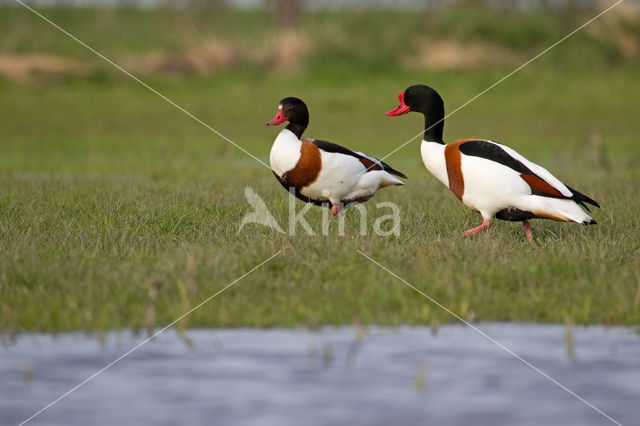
top-left (269, 129), bottom-right (301, 176)
top-left (420, 141), bottom-right (448, 186)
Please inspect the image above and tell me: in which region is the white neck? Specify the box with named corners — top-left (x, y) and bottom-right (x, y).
top-left (420, 140), bottom-right (449, 187)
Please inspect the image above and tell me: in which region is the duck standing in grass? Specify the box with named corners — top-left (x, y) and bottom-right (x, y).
top-left (386, 84), bottom-right (599, 242)
top-left (267, 97), bottom-right (407, 214)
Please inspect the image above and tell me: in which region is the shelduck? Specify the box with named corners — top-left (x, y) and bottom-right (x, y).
top-left (267, 97), bottom-right (407, 214)
top-left (386, 84), bottom-right (600, 242)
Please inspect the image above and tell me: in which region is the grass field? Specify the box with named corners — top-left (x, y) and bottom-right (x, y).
top-left (1, 5), bottom-right (639, 333)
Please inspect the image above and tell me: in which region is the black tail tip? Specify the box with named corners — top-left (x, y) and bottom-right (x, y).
top-left (583, 219), bottom-right (597, 225)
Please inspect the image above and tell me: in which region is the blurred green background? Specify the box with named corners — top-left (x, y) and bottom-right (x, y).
top-left (1, 0), bottom-right (639, 333)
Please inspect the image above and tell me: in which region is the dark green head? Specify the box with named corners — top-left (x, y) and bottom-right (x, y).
top-left (386, 84), bottom-right (445, 143)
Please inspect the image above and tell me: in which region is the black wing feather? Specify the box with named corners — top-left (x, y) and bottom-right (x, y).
top-left (459, 140), bottom-right (600, 208)
top-left (458, 140), bottom-right (533, 175)
top-left (312, 139), bottom-right (408, 179)
top-left (565, 185), bottom-right (601, 210)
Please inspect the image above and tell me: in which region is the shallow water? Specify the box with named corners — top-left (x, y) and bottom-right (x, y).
top-left (1, 324), bottom-right (639, 426)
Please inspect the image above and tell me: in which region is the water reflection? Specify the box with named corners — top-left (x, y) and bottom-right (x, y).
top-left (1, 324), bottom-right (638, 426)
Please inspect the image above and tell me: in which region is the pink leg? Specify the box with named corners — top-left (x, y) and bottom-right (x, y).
top-left (331, 204), bottom-right (342, 215)
top-left (522, 220), bottom-right (534, 243)
top-left (463, 219), bottom-right (491, 237)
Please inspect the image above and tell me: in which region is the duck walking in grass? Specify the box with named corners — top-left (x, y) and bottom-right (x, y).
top-left (267, 97), bottom-right (407, 214)
top-left (386, 84), bottom-right (600, 242)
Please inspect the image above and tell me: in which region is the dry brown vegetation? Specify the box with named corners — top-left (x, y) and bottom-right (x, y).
top-left (588, 4), bottom-right (640, 58)
top-left (407, 39), bottom-right (520, 71)
top-left (1, 2), bottom-right (640, 83)
top-left (130, 39), bottom-right (242, 76)
top-left (0, 53), bottom-right (89, 82)
top-left (0, 30), bottom-right (312, 82)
